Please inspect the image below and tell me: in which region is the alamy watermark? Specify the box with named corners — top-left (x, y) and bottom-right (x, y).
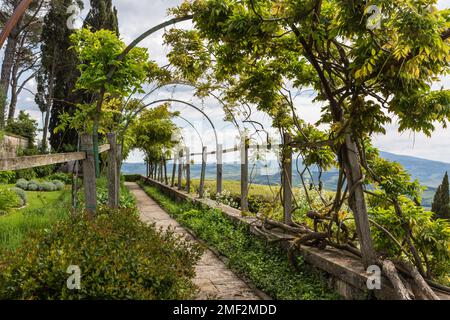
top-left (66, 3), bottom-right (83, 30)
top-left (366, 265), bottom-right (382, 290)
top-left (67, 265), bottom-right (81, 290)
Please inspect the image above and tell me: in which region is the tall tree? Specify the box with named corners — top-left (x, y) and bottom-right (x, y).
top-left (0, 0), bottom-right (41, 128)
top-left (84, 0), bottom-right (119, 35)
top-left (44, 0), bottom-right (119, 152)
top-left (36, 0), bottom-right (83, 152)
top-left (432, 172), bottom-right (450, 219)
top-left (7, 0), bottom-right (45, 122)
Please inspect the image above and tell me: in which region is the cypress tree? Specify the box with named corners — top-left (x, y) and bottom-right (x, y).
top-left (84, 0), bottom-right (119, 35)
top-left (38, 0), bottom-right (84, 152)
top-left (45, 0), bottom-right (119, 152)
top-left (432, 172), bottom-right (450, 219)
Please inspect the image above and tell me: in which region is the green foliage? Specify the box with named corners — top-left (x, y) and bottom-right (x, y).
top-left (0, 171), bottom-right (15, 184)
top-left (15, 179), bottom-right (29, 190)
top-left (70, 28), bottom-right (150, 97)
top-left (123, 174), bottom-right (142, 182)
top-left (0, 186), bottom-right (21, 214)
top-left (14, 179), bottom-right (65, 192)
top-left (52, 180), bottom-right (65, 191)
top-left (432, 172), bottom-right (450, 220)
top-left (33, 165), bottom-right (57, 179)
top-left (11, 188), bottom-right (27, 207)
top-left (84, 0), bottom-right (119, 35)
top-left (39, 182), bottom-right (57, 192)
top-left (0, 190), bottom-right (70, 251)
top-left (47, 172), bottom-right (72, 184)
top-left (15, 168), bottom-right (37, 181)
top-left (27, 183), bottom-right (39, 192)
top-left (0, 208), bottom-right (202, 300)
top-left (129, 104), bottom-right (179, 165)
top-left (5, 111), bottom-right (38, 148)
top-left (139, 181), bottom-right (339, 300)
top-left (370, 197), bottom-right (450, 280)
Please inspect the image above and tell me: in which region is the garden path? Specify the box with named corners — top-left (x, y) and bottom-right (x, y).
top-left (126, 182), bottom-right (262, 300)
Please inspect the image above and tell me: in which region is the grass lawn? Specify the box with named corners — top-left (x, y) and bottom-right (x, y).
top-left (190, 179), bottom-right (281, 199)
top-left (0, 187), bottom-right (71, 251)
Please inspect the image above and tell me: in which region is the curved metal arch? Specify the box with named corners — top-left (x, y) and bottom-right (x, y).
top-left (124, 81), bottom-right (243, 136)
top-left (122, 98), bottom-right (219, 148)
top-left (174, 115), bottom-right (204, 150)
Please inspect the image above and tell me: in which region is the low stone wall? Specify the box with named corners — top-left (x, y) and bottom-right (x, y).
top-left (0, 133), bottom-right (28, 159)
top-left (141, 176), bottom-right (450, 300)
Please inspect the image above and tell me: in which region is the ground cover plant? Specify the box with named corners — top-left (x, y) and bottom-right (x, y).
top-left (138, 180), bottom-right (340, 300)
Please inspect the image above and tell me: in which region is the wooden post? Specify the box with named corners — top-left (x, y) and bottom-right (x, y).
top-left (217, 144), bottom-right (223, 195)
top-left (80, 133), bottom-right (96, 215)
top-left (199, 146), bottom-right (207, 198)
top-left (178, 149), bottom-right (183, 190)
top-left (116, 143), bottom-right (122, 204)
top-left (185, 147), bottom-right (191, 193)
top-left (240, 136), bottom-right (249, 212)
top-left (282, 134), bottom-right (293, 225)
top-left (163, 157), bottom-right (168, 185)
top-left (171, 154), bottom-right (177, 187)
top-left (107, 133), bottom-right (119, 209)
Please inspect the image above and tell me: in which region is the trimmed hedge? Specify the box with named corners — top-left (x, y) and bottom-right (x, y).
top-left (15, 179), bottom-right (65, 192)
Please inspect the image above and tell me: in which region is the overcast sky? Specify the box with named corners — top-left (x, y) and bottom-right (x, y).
top-left (5, 0), bottom-right (450, 163)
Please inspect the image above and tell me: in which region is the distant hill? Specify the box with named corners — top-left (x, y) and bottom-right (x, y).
top-left (122, 151), bottom-right (450, 209)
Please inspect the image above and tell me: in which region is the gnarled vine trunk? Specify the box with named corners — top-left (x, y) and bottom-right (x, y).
top-left (340, 135), bottom-right (377, 268)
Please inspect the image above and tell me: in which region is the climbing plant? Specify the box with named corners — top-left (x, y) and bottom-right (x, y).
top-left (163, 0), bottom-right (450, 298)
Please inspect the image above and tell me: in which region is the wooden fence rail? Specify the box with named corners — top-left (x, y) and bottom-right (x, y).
top-left (0, 144), bottom-right (110, 172)
top-left (146, 141), bottom-right (293, 218)
top-left (0, 133), bottom-right (118, 216)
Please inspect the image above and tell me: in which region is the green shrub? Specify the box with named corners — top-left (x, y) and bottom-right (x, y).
top-left (47, 172), bottom-right (71, 184)
top-left (15, 168), bottom-right (36, 181)
top-left (0, 186), bottom-right (21, 214)
top-left (27, 183), bottom-right (38, 192)
top-left (15, 179), bottom-right (29, 190)
top-left (39, 182), bottom-right (56, 192)
top-left (11, 188), bottom-right (27, 207)
top-left (33, 164), bottom-right (56, 178)
top-left (0, 171), bottom-right (16, 184)
top-left (0, 208), bottom-right (203, 300)
top-left (52, 180), bottom-right (65, 191)
top-left (124, 174), bottom-right (142, 182)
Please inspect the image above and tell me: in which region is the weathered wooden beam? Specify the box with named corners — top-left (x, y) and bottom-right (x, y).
top-left (98, 144), bottom-right (111, 154)
top-left (107, 133), bottom-right (119, 209)
top-left (0, 151), bottom-right (85, 171)
top-left (81, 134), bottom-right (96, 216)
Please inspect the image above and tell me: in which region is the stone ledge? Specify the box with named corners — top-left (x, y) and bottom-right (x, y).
top-left (141, 177), bottom-right (450, 300)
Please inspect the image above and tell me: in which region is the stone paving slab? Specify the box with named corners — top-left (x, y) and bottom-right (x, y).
top-left (126, 182), bottom-right (261, 300)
